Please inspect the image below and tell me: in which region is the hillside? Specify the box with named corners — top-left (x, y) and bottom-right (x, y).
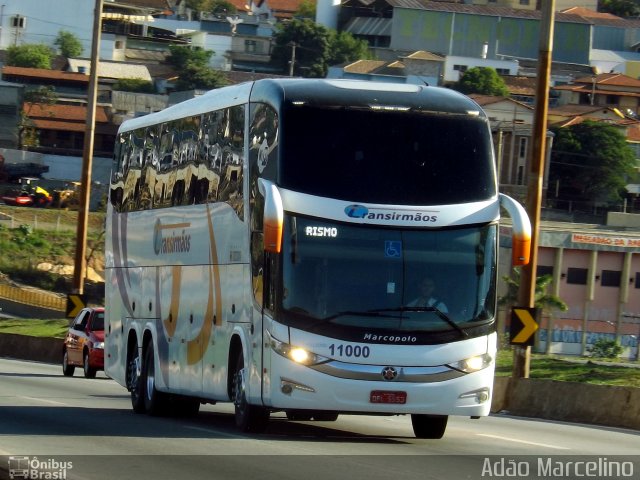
top-left (0, 206), bottom-right (105, 298)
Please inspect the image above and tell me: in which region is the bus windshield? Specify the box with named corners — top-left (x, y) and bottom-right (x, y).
top-left (279, 215), bottom-right (497, 343)
top-left (280, 105), bottom-right (495, 205)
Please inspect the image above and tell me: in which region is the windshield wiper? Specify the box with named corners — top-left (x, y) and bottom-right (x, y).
top-left (373, 307), bottom-right (468, 338)
top-left (322, 310), bottom-right (403, 321)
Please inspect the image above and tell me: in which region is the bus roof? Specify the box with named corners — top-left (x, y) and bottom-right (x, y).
top-left (118, 79), bottom-right (485, 134)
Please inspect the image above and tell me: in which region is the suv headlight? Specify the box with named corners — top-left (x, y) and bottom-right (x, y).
top-left (447, 353), bottom-right (492, 373)
top-left (271, 337), bottom-right (329, 366)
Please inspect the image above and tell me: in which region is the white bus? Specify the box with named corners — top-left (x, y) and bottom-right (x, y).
top-left (105, 79), bottom-right (531, 438)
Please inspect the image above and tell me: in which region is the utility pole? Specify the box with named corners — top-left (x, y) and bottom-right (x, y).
top-left (72, 0), bottom-right (103, 295)
top-left (512, 0), bottom-right (555, 378)
top-left (288, 42), bottom-right (296, 77)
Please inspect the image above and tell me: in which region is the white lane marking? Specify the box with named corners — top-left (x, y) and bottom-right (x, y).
top-left (19, 396), bottom-right (68, 406)
top-left (477, 433), bottom-right (571, 450)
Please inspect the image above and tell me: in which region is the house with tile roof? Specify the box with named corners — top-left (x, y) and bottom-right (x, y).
top-left (552, 73), bottom-right (640, 117)
top-left (328, 50), bottom-right (445, 85)
top-left (21, 102), bottom-right (117, 158)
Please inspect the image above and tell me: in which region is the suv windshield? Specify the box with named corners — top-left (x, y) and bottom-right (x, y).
top-left (278, 216), bottom-right (497, 343)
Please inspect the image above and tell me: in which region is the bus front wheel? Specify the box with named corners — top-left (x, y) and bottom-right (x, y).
top-left (411, 414), bottom-right (448, 439)
top-left (232, 350), bottom-right (269, 433)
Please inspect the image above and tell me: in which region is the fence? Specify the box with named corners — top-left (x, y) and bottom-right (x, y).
top-left (0, 283), bottom-right (66, 313)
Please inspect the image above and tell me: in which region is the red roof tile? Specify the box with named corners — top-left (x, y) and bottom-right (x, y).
top-left (24, 103), bottom-right (110, 123)
top-left (2, 66), bottom-right (89, 83)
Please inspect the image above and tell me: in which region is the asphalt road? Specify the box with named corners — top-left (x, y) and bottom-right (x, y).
top-left (0, 357), bottom-right (639, 480)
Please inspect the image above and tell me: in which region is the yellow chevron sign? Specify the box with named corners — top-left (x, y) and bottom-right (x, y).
top-left (510, 307), bottom-right (539, 346)
top-left (66, 294), bottom-right (86, 318)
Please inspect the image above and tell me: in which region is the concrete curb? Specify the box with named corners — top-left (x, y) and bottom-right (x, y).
top-left (0, 333), bottom-right (638, 431)
top-left (492, 376), bottom-right (640, 430)
top-left (0, 333), bottom-right (62, 364)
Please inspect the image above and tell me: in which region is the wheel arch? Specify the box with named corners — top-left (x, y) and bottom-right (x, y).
top-left (227, 333), bottom-right (243, 400)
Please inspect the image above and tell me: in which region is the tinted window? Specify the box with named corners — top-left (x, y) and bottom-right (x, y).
top-left (567, 268), bottom-right (588, 285)
top-left (280, 105), bottom-right (495, 205)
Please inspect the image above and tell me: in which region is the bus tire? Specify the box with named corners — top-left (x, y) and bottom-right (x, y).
top-left (129, 346), bottom-right (146, 414)
top-left (232, 350), bottom-right (269, 433)
top-left (142, 341), bottom-right (169, 416)
top-left (411, 414), bottom-right (448, 439)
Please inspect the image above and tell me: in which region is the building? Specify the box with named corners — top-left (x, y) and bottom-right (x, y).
top-left (500, 221), bottom-right (640, 360)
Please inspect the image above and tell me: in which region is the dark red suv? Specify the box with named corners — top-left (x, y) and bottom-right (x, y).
top-left (62, 307), bottom-right (105, 378)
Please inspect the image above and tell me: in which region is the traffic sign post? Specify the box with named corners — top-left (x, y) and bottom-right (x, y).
top-left (66, 294), bottom-right (86, 318)
top-left (510, 306), bottom-right (539, 347)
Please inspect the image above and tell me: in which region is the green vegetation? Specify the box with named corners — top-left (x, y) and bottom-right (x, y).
top-left (0, 318), bottom-right (69, 338)
top-left (54, 30), bottom-right (83, 58)
top-left (453, 66), bottom-right (510, 96)
top-left (0, 206), bottom-right (105, 292)
top-left (113, 78), bottom-right (156, 94)
top-left (550, 120), bottom-right (637, 206)
top-left (166, 45), bottom-right (227, 91)
top-left (496, 349), bottom-right (640, 388)
top-left (271, 18), bottom-right (371, 78)
top-left (587, 338), bottom-right (624, 359)
top-left (6, 44), bottom-right (54, 69)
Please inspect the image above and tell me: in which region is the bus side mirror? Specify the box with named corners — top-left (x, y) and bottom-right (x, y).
top-left (499, 194), bottom-right (531, 266)
top-left (258, 179), bottom-right (283, 253)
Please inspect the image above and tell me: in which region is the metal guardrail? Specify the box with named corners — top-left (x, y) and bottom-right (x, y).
top-left (0, 283), bottom-right (66, 312)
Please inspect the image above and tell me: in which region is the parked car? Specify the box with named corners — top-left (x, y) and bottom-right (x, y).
top-left (62, 307), bottom-right (105, 378)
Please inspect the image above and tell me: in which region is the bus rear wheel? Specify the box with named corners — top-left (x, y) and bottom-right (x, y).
top-left (232, 350), bottom-right (269, 433)
top-left (411, 414), bottom-right (448, 439)
top-left (128, 346), bottom-right (145, 414)
top-left (142, 341), bottom-right (169, 416)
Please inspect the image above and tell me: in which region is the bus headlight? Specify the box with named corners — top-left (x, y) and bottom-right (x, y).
top-left (271, 338), bottom-right (329, 366)
top-left (448, 353), bottom-right (492, 373)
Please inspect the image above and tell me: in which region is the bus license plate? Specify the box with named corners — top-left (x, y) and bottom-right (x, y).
top-left (370, 390), bottom-right (407, 404)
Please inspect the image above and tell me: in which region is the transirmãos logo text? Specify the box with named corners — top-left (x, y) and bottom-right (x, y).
top-left (345, 204), bottom-right (437, 223)
top-left (153, 219), bottom-right (192, 255)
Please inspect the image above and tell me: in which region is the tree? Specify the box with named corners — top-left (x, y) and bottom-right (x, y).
top-left (19, 86), bottom-right (58, 148)
top-left (498, 269), bottom-right (568, 313)
top-left (166, 45), bottom-right (227, 91)
top-left (498, 268), bottom-right (568, 353)
top-left (272, 19), bottom-right (370, 77)
top-left (272, 19), bottom-right (331, 77)
top-left (210, 0), bottom-right (237, 15)
top-left (599, 0), bottom-right (640, 17)
top-left (453, 67), bottom-right (509, 96)
top-left (549, 120), bottom-right (636, 206)
top-left (174, 62), bottom-right (227, 91)
top-left (295, 0), bottom-right (316, 19)
top-left (166, 45), bottom-right (213, 70)
top-left (6, 44), bottom-right (54, 69)
top-left (327, 30), bottom-right (372, 66)
top-left (54, 30), bottom-right (83, 58)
